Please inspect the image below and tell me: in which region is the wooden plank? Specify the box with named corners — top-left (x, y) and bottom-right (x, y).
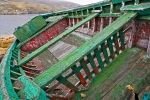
top-left (10, 70), bottom-right (21, 78)
top-left (138, 16), bottom-right (150, 20)
top-left (112, 0), bottom-right (131, 4)
top-left (33, 12), bottom-right (137, 87)
top-left (57, 75), bottom-right (78, 91)
top-left (121, 3), bottom-right (150, 11)
top-left (67, 13), bottom-right (120, 18)
top-left (113, 33), bottom-right (120, 54)
top-left (119, 30), bottom-right (125, 50)
top-left (107, 37), bottom-right (115, 59)
top-left (99, 13), bottom-right (120, 17)
top-left (101, 43), bottom-right (110, 64)
top-left (48, 41), bottom-right (76, 60)
top-left (18, 12), bottom-right (100, 66)
top-left (18, 49), bottom-right (21, 62)
top-left (94, 48), bottom-right (104, 69)
top-left (87, 54), bottom-right (99, 74)
top-left (17, 15), bottom-right (68, 48)
top-left (71, 65), bottom-right (87, 86)
top-left (80, 60), bottom-right (92, 80)
top-left (147, 36), bottom-right (150, 56)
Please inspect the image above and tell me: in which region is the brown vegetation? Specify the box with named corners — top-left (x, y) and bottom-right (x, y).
top-left (0, 0), bottom-right (79, 14)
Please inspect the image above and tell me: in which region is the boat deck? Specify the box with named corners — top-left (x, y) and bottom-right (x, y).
top-left (75, 48), bottom-right (150, 100)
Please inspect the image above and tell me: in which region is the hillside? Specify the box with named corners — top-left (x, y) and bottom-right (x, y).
top-left (0, 0), bottom-right (80, 15)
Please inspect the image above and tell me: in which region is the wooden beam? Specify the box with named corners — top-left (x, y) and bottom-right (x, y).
top-left (18, 12), bottom-right (100, 66)
top-left (121, 3), bottom-right (150, 11)
top-left (33, 12), bottom-right (137, 87)
top-left (17, 15), bottom-right (67, 48)
top-left (68, 13), bottom-right (120, 18)
top-left (138, 16), bottom-right (150, 20)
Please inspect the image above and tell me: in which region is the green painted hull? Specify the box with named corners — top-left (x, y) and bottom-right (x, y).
top-left (0, 0), bottom-right (150, 99)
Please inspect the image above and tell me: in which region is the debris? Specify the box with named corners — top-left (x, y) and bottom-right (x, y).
top-left (80, 93), bottom-right (86, 98)
top-left (126, 85), bottom-right (135, 92)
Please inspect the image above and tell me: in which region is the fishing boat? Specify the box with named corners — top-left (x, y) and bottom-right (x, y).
top-left (0, 0), bottom-right (150, 99)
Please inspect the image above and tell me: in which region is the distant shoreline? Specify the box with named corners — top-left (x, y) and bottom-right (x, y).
top-left (0, 0), bottom-right (79, 34)
top-left (0, 1), bottom-right (79, 15)
top-left (0, 13), bottom-right (47, 15)
top-left (0, 13), bottom-right (39, 16)
top-left (0, 14), bottom-right (38, 34)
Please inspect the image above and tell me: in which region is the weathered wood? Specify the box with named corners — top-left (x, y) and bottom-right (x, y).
top-left (107, 38), bottom-right (115, 59)
top-left (1, 0), bottom-right (150, 99)
top-left (87, 54), bottom-right (99, 74)
top-left (101, 43), bottom-right (110, 64)
top-left (71, 65), bottom-right (87, 86)
top-left (113, 33), bottom-right (120, 54)
top-left (138, 16), bottom-right (150, 20)
top-left (17, 15), bottom-right (68, 48)
top-left (33, 12), bottom-right (137, 87)
top-left (80, 60), bottom-right (92, 80)
top-left (147, 36), bottom-right (150, 56)
top-left (119, 30), bottom-right (125, 50)
top-left (121, 3), bottom-right (150, 11)
top-left (18, 12), bottom-right (100, 66)
top-left (94, 48), bottom-right (104, 69)
top-left (57, 75), bottom-right (78, 91)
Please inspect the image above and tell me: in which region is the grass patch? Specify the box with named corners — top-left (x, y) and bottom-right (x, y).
top-left (74, 48), bottom-right (139, 100)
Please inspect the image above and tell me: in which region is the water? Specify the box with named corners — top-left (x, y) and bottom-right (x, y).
top-left (0, 14), bottom-right (38, 36)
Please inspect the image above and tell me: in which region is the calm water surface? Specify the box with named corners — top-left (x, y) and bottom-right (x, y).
top-left (0, 14), bottom-right (38, 36)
